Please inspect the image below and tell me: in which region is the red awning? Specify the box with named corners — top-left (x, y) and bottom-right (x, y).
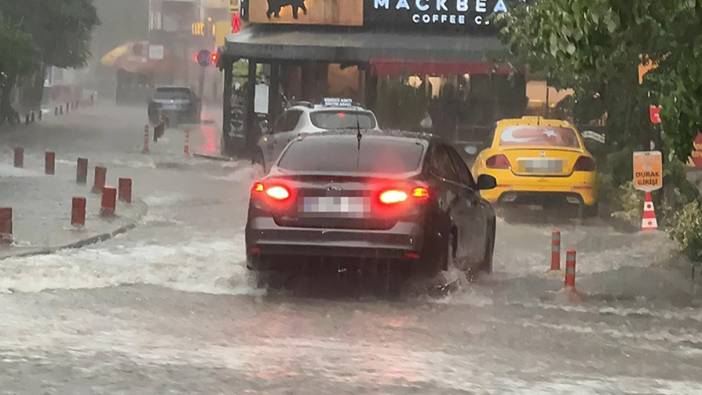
top-left (370, 60), bottom-right (514, 76)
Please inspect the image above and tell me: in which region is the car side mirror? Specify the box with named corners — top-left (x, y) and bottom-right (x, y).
top-left (477, 174), bottom-right (497, 190)
top-left (464, 145), bottom-right (479, 156)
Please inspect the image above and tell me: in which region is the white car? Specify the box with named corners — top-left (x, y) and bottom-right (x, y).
top-left (254, 99), bottom-right (382, 171)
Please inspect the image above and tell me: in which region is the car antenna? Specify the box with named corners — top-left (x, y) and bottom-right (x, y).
top-left (355, 114), bottom-right (363, 170)
top-left (356, 115), bottom-right (362, 151)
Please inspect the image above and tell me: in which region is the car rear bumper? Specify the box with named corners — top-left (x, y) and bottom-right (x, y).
top-left (479, 171), bottom-right (597, 206)
top-left (245, 216), bottom-right (424, 261)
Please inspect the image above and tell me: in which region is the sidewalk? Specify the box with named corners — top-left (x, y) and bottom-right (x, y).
top-left (0, 161), bottom-right (146, 260)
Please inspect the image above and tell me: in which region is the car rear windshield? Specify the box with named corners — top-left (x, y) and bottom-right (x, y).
top-left (499, 125), bottom-right (581, 148)
top-left (278, 136), bottom-right (424, 174)
top-left (310, 111), bottom-right (376, 130)
top-left (154, 88), bottom-right (191, 100)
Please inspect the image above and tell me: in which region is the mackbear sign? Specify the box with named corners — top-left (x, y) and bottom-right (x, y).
top-left (365, 0), bottom-right (509, 30)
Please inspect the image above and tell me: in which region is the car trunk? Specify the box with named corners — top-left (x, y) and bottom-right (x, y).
top-left (264, 174), bottom-right (424, 230)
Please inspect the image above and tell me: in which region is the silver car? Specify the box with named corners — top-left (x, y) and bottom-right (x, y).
top-left (254, 99), bottom-right (382, 172)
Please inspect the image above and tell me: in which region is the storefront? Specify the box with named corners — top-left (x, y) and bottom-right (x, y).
top-left (219, 0), bottom-right (523, 156)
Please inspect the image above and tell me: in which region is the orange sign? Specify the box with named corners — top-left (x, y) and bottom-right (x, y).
top-left (633, 151), bottom-right (663, 192)
top-left (689, 132), bottom-right (702, 168)
top-left (249, 0), bottom-right (363, 26)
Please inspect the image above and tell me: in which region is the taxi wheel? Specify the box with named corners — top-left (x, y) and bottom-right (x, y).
top-left (579, 202), bottom-right (599, 219)
top-left (584, 202), bottom-right (599, 218)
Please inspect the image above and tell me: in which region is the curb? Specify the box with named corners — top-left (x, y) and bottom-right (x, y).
top-left (0, 200), bottom-right (148, 261)
top-left (193, 153), bottom-right (236, 162)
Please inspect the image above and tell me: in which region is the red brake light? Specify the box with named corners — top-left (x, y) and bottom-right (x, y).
top-left (252, 181), bottom-right (291, 201)
top-left (265, 185), bottom-right (291, 201)
top-left (379, 189), bottom-right (408, 205)
top-left (486, 154), bottom-right (511, 169)
top-left (573, 156), bottom-right (596, 172)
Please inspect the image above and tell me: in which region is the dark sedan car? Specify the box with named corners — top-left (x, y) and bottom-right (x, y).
top-left (245, 131), bottom-right (497, 279)
top-left (147, 86), bottom-right (201, 125)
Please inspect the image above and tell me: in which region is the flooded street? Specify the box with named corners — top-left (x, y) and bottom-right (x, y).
top-left (1, 106), bottom-right (701, 393)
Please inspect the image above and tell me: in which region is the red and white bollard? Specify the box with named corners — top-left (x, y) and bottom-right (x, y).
top-left (76, 158), bottom-right (88, 184)
top-left (45, 151), bottom-right (55, 175)
top-left (184, 128), bottom-right (191, 157)
top-left (641, 192), bottom-right (658, 231)
top-left (142, 124), bottom-right (150, 154)
top-left (101, 187), bottom-right (117, 217)
top-left (71, 197), bottom-right (86, 227)
top-left (13, 147), bottom-right (23, 168)
top-left (565, 249), bottom-right (576, 288)
top-left (0, 208), bottom-right (12, 244)
top-left (550, 229), bottom-right (561, 271)
top-left (92, 166), bottom-right (107, 193)
top-left (118, 178), bottom-right (132, 203)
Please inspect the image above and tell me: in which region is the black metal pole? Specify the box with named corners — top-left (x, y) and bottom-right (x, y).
top-left (222, 57), bottom-right (233, 156)
top-left (268, 61), bottom-right (281, 124)
top-left (246, 59), bottom-right (257, 155)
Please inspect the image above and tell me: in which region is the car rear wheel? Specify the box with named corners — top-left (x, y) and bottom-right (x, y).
top-left (479, 221), bottom-right (495, 274)
top-left (424, 232), bottom-right (454, 276)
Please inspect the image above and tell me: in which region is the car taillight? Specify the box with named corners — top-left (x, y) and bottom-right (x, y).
top-left (379, 189), bottom-right (408, 205)
top-left (378, 185), bottom-right (430, 205)
top-left (265, 185), bottom-right (291, 201)
top-left (486, 154), bottom-right (511, 169)
top-left (251, 181), bottom-right (291, 201)
top-left (573, 156), bottom-right (596, 172)
top-left (412, 187), bottom-right (430, 199)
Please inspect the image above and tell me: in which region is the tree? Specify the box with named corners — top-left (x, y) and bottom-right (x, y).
top-left (499, 0), bottom-right (702, 164)
top-left (0, 0), bottom-right (99, 111)
top-left (644, 1), bottom-right (702, 162)
top-left (0, 18), bottom-right (36, 123)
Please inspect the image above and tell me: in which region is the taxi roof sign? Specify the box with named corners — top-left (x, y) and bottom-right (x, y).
top-left (323, 97), bottom-right (353, 107)
top-left (633, 151), bottom-right (663, 192)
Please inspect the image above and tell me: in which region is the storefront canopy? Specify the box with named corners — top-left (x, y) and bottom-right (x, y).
top-left (223, 25), bottom-right (506, 66)
top-left (100, 41), bottom-right (171, 75)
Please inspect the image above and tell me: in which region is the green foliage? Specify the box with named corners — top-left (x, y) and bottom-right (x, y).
top-left (667, 200), bottom-right (702, 264)
top-left (375, 78), bottom-right (429, 130)
top-left (610, 181), bottom-right (644, 225)
top-left (0, 0), bottom-right (99, 69)
top-left (498, 0), bottom-right (659, 149)
top-left (643, 1), bottom-right (702, 162)
top-left (0, 21), bottom-right (35, 77)
top-left (500, 0), bottom-right (702, 163)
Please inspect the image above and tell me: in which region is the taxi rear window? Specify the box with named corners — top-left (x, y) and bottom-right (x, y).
top-left (499, 126), bottom-right (580, 148)
top-left (310, 111), bottom-right (376, 130)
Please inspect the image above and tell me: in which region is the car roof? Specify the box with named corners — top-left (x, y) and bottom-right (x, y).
top-left (286, 102), bottom-right (372, 113)
top-left (496, 116), bottom-right (575, 129)
top-left (156, 86), bottom-right (193, 92)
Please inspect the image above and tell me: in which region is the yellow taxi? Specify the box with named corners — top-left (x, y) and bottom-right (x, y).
top-left (471, 117), bottom-right (597, 214)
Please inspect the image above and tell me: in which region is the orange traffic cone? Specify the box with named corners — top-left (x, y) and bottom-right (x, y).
top-left (641, 192), bottom-right (658, 231)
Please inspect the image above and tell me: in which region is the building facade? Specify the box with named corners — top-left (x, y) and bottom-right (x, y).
top-left (219, 0), bottom-right (530, 156)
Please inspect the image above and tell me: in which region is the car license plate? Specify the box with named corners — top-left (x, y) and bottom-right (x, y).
top-left (519, 158), bottom-right (563, 174)
top-left (162, 103), bottom-right (179, 110)
top-left (301, 197), bottom-right (369, 215)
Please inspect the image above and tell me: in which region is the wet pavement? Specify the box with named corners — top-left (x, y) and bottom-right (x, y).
top-left (0, 104), bottom-right (701, 394)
